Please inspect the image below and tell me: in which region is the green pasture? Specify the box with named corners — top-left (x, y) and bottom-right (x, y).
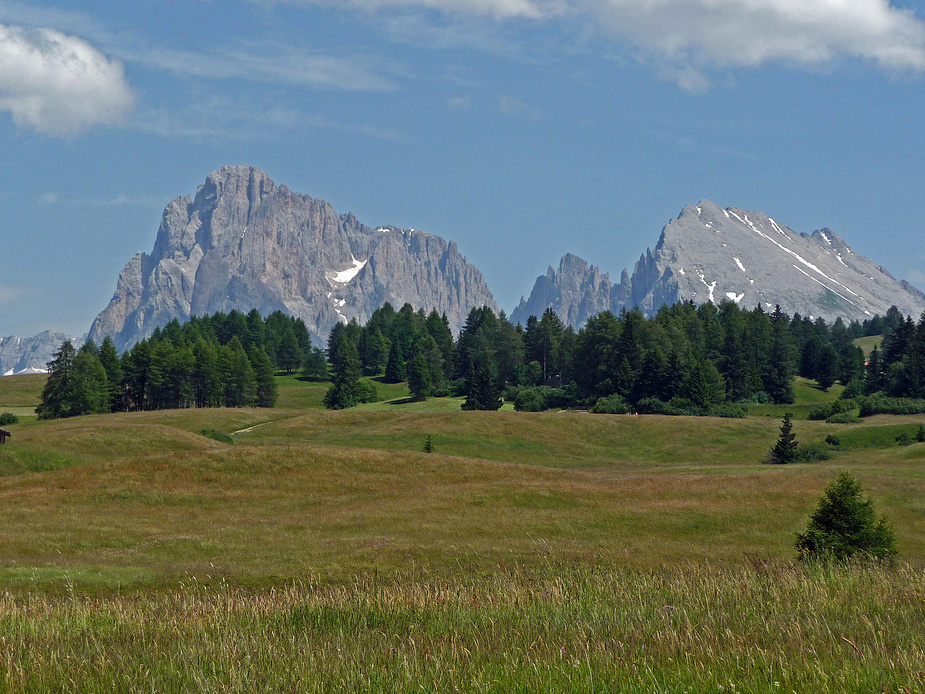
top-left (1, 371), bottom-right (925, 691)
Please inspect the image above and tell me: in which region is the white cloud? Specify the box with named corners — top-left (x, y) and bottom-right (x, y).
top-left (0, 23), bottom-right (134, 135)
top-left (280, 0), bottom-right (925, 81)
top-left (134, 42), bottom-right (396, 92)
top-left (270, 0), bottom-right (566, 19)
top-left (587, 0), bottom-right (925, 74)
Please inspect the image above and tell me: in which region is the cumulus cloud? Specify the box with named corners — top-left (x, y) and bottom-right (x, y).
top-left (0, 23), bottom-right (134, 135)
top-left (588, 0), bottom-right (925, 73)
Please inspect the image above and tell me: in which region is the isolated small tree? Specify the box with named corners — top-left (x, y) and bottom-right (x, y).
top-left (422, 435), bottom-right (434, 453)
top-left (795, 473), bottom-right (897, 562)
top-left (768, 412), bottom-right (798, 464)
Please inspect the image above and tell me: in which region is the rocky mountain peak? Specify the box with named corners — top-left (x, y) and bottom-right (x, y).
top-left (88, 166), bottom-right (496, 350)
top-left (513, 200), bottom-right (925, 328)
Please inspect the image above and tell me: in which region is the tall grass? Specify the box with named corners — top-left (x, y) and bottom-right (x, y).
top-left (0, 562), bottom-right (921, 692)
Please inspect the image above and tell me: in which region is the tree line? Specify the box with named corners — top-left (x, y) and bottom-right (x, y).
top-left (322, 299), bottom-right (900, 413)
top-left (36, 309), bottom-right (318, 419)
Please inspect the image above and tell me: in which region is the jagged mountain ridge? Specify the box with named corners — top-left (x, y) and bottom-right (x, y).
top-left (512, 199), bottom-right (925, 328)
top-left (0, 331), bottom-right (75, 375)
top-left (88, 165), bottom-right (497, 350)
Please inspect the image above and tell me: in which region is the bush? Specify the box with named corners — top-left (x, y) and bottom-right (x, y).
top-left (589, 394), bottom-right (630, 414)
top-left (859, 396), bottom-right (925, 416)
top-left (808, 399), bottom-right (857, 421)
top-left (794, 441), bottom-right (831, 462)
top-left (0, 412), bottom-right (19, 426)
top-left (356, 380), bottom-right (379, 404)
top-left (896, 432), bottom-right (913, 446)
top-left (514, 388), bottom-right (546, 412)
top-left (795, 473), bottom-right (897, 562)
top-left (825, 434), bottom-right (841, 447)
top-left (633, 397), bottom-right (745, 418)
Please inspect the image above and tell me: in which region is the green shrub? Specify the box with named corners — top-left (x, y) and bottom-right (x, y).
top-left (589, 394), bottom-right (630, 414)
top-left (896, 432), bottom-right (913, 446)
top-left (0, 412), bottom-right (19, 426)
top-left (825, 433), bottom-right (841, 447)
top-left (514, 388), bottom-right (546, 412)
top-left (859, 396), bottom-right (925, 416)
top-left (808, 399), bottom-right (857, 421)
top-left (794, 441), bottom-right (831, 462)
top-left (795, 473), bottom-right (897, 562)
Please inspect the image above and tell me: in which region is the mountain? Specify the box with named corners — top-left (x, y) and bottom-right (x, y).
top-left (88, 165), bottom-right (497, 350)
top-left (510, 254), bottom-right (627, 327)
top-left (513, 200), bottom-right (925, 327)
top-left (0, 330), bottom-right (73, 376)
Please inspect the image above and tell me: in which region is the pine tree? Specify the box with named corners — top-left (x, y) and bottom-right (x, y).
top-left (323, 337), bottom-right (362, 409)
top-left (98, 335), bottom-right (123, 412)
top-left (250, 346), bottom-right (279, 407)
top-left (407, 352), bottom-right (432, 401)
top-left (302, 346), bottom-right (330, 381)
top-left (221, 337), bottom-right (257, 407)
top-left (768, 412), bottom-right (798, 464)
top-left (795, 473), bottom-right (897, 561)
top-left (461, 348), bottom-right (502, 411)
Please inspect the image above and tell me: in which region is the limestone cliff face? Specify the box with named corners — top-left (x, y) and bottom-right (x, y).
top-left (89, 165), bottom-right (496, 349)
top-left (510, 254), bottom-right (622, 327)
top-left (513, 200), bottom-right (925, 328)
top-left (0, 330), bottom-right (73, 375)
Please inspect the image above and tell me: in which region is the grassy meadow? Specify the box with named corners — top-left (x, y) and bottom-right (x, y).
top-left (1, 372), bottom-right (924, 691)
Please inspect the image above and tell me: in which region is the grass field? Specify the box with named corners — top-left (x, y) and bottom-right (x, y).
top-left (1, 372), bottom-right (924, 691)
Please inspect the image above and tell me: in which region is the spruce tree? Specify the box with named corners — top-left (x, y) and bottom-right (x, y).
top-left (36, 340), bottom-right (76, 419)
top-left (768, 412), bottom-right (798, 464)
top-left (250, 346), bottom-right (279, 407)
top-left (407, 352), bottom-right (432, 400)
top-left (99, 336), bottom-right (123, 412)
top-left (461, 349), bottom-right (502, 411)
top-left (795, 473), bottom-right (896, 562)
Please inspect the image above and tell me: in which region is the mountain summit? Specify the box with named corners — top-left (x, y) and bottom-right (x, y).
top-left (88, 165), bottom-right (496, 349)
top-left (512, 200), bottom-right (925, 327)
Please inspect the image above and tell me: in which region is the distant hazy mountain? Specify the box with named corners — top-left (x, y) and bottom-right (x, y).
top-left (0, 330), bottom-right (73, 376)
top-left (88, 165), bottom-right (497, 350)
top-left (512, 200), bottom-right (925, 327)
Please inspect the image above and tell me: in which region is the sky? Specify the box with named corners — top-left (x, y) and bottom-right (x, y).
top-left (1, 0), bottom-right (925, 338)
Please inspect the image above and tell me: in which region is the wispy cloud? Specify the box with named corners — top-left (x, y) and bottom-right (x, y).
top-left (135, 98), bottom-right (407, 143)
top-left (265, 0), bottom-right (568, 19)
top-left (275, 0), bottom-right (925, 86)
top-left (0, 22), bottom-right (134, 135)
top-left (132, 42), bottom-right (398, 92)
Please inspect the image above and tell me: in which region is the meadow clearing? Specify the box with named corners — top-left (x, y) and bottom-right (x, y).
top-left (0, 374), bottom-right (923, 692)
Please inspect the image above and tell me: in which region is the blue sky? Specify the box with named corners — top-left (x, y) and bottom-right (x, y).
top-left (1, 0), bottom-right (924, 338)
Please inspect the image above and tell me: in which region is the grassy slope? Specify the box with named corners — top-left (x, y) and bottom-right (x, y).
top-left (3, 372), bottom-right (925, 690)
top-left (1, 373), bottom-right (924, 586)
